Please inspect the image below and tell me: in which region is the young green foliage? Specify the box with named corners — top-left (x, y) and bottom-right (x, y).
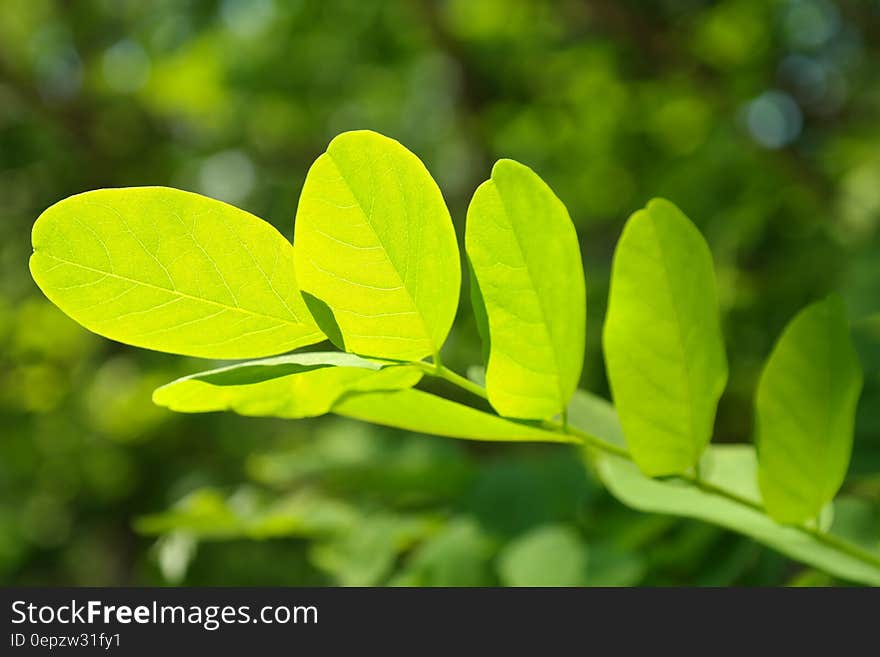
top-left (466, 159), bottom-right (586, 420)
top-left (27, 131), bottom-right (880, 586)
top-left (603, 199), bottom-right (728, 477)
top-left (30, 187), bottom-right (323, 358)
top-left (755, 296), bottom-right (863, 525)
top-left (293, 130), bottom-right (460, 361)
top-left (153, 352), bottom-right (422, 419)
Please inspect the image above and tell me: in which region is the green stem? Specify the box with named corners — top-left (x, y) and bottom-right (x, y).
top-left (415, 360), bottom-right (490, 401)
top-left (411, 359), bottom-right (880, 573)
top-left (801, 528), bottom-right (880, 569)
top-left (555, 422), bottom-right (630, 459)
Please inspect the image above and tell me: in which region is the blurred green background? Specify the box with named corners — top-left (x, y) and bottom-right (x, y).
top-left (2, 0), bottom-right (879, 586)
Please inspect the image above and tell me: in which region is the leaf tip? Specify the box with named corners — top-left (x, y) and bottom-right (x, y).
top-left (490, 157), bottom-right (529, 177)
top-left (151, 384), bottom-right (171, 408)
top-left (644, 197), bottom-right (679, 213)
top-left (327, 129), bottom-right (400, 153)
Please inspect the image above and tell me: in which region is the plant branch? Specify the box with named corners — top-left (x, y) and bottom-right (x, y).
top-left (413, 359), bottom-right (880, 574)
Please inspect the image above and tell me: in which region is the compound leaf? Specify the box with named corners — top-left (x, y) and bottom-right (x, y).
top-left (756, 296), bottom-right (863, 524)
top-left (603, 198), bottom-right (727, 477)
top-left (332, 388), bottom-right (578, 444)
top-left (293, 130), bottom-right (460, 361)
top-left (30, 187), bottom-right (323, 359)
top-left (153, 352), bottom-right (421, 419)
top-left (466, 159), bottom-right (586, 420)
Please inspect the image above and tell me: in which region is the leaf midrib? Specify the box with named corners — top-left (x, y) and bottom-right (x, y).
top-left (323, 150), bottom-right (436, 354)
top-left (490, 181), bottom-right (565, 409)
top-left (816, 309), bottom-right (843, 501)
top-left (35, 252), bottom-right (320, 331)
top-left (644, 213), bottom-right (701, 462)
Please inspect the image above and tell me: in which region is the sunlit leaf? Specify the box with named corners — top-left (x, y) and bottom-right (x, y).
top-left (153, 352), bottom-right (421, 419)
top-left (293, 130), bottom-right (460, 361)
top-left (332, 389), bottom-right (578, 444)
top-left (30, 187), bottom-right (323, 358)
top-left (466, 159), bottom-right (586, 419)
top-left (756, 296), bottom-right (863, 524)
top-left (603, 198), bottom-right (727, 476)
top-left (568, 391), bottom-right (880, 586)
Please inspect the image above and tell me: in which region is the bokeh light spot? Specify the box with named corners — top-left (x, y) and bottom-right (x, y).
top-left (198, 150), bottom-right (256, 204)
top-left (744, 90), bottom-right (803, 148)
top-left (221, 0), bottom-right (278, 38)
top-left (784, 0), bottom-right (840, 50)
top-left (102, 40), bottom-right (151, 94)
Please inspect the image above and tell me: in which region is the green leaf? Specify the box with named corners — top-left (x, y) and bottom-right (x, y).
top-left (755, 296), bottom-right (863, 524)
top-left (153, 352), bottom-right (422, 419)
top-left (30, 187), bottom-right (324, 359)
top-left (594, 447), bottom-right (880, 585)
top-left (468, 256), bottom-right (491, 367)
top-left (568, 391), bottom-right (880, 586)
top-left (162, 351), bottom-right (381, 386)
top-left (134, 488), bottom-right (357, 540)
top-left (332, 388), bottom-right (578, 444)
top-left (293, 130), bottom-right (460, 361)
top-left (498, 524), bottom-right (589, 586)
top-left (603, 198), bottom-right (727, 476)
top-left (310, 513), bottom-right (435, 586)
top-left (465, 159), bottom-right (586, 420)
top-left (391, 519), bottom-right (495, 587)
